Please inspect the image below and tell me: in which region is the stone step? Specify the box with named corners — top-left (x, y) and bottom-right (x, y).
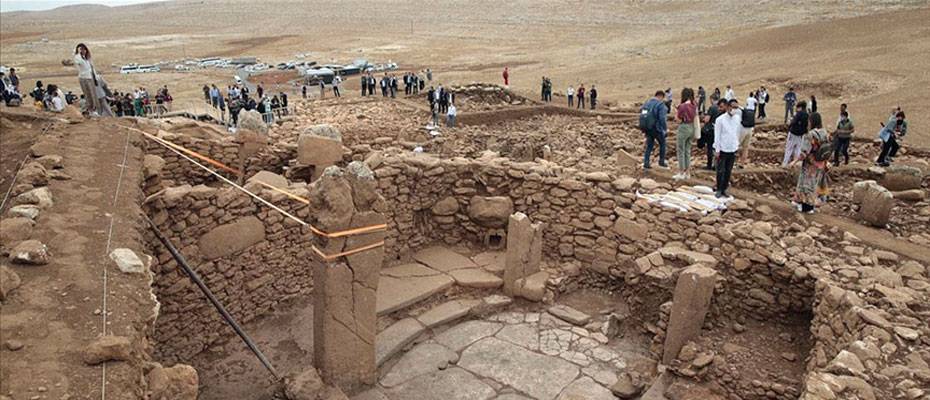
top-left (375, 318), bottom-right (426, 367)
top-left (377, 263), bottom-right (455, 316)
top-left (547, 305), bottom-right (592, 326)
top-left (414, 299), bottom-right (481, 328)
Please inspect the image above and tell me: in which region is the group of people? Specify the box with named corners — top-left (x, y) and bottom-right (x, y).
top-left (0, 68), bottom-right (24, 106)
top-left (426, 85), bottom-right (457, 128)
top-left (203, 82), bottom-right (290, 126)
top-left (566, 84), bottom-right (598, 109)
top-left (641, 84), bottom-right (911, 214)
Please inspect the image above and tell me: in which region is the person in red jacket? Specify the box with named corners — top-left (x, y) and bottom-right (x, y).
top-left (502, 67), bottom-right (509, 86)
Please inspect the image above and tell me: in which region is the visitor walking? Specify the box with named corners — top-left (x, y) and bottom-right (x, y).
top-left (782, 101), bottom-right (809, 166)
top-left (724, 85), bottom-right (734, 101)
top-left (502, 67), bottom-right (509, 86)
top-left (73, 43), bottom-right (99, 116)
top-left (319, 79), bottom-right (325, 98)
top-left (711, 88), bottom-right (721, 104)
top-left (698, 99), bottom-right (725, 170)
top-left (876, 111), bottom-right (907, 166)
top-left (714, 99), bottom-right (742, 199)
top-left (640, 90), bottom-right (669, 169)
top-left (739, 92), bottom-right (757, 167)
top-left (302, 85), bottom-right (307, 99)
top-left (576, 85), bottom-right (585, 109)
top-left (333, 75), bottom-right (342, 97)
top-left (446, 103), bottom-right (457, 128)
top-left (697, 86), bottom-right (707, 114)
top-left (809, 95), bottom-right (817, 114)
top-left (757, 86), bottom-right (768, 120)
top-left (784, 87), bottom-right (797, 124)
top-left (791, 113), bottom-right (830, 213)
top-left (664, 88), bottom-right (673, 113)
top-left (589, 85), bottom-right (598, 110)
top-left (567, 86), bottom-right (574, 107)
top-left (674, 88), bottom-right (697, 180)
top-left (833, 110), bottom-right (854, 166)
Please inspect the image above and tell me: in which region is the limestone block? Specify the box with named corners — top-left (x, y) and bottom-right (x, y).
top-left (881, 165), bottom-right (922, 191)
top-left (662, 264), bottom-right (718, 364)
top-left (298, 125), bottom-right (344, 166)
top-left (856, 182), bottom-right (894, 227)
top-left (504, 212), bottom-right (543, 296)
top-left (468, 196), bottom-right (514, 228)
top-left (198, 216), bottom-right (266, 260)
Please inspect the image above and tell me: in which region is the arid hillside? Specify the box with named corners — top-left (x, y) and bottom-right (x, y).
top-left (2, 0), bottom-right (928, 144)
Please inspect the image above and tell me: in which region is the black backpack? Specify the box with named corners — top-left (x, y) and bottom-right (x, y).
top-left (639, 101), bottom-right (658, 134)
top-left (741, 108), bottom-right (756, 128)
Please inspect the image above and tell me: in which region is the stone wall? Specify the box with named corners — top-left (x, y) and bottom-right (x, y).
top-left (368, 151), bottom-right (815, 323)
top-left (142, 130), bottom-right (296, 188)
top-left (143, 182), bottom-right (316, 362)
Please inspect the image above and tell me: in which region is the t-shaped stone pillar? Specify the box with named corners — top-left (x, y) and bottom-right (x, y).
top-left (662, 264), bottom-right (718, 364)
top-left (298, 124), bottom-right (344, 182)
top-left (308, 161), bottom-right (386, 390)
top-left (504, 212), bottom-right (544, 299)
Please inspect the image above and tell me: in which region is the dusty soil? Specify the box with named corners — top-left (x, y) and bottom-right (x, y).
top-left (0, 112), bottom-right (155, 400)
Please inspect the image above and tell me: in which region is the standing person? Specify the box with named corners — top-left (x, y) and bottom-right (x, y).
top-left (738, 93), bottom-right (756, 167)
top-left (203, 84), bottom-right (210, 103)
top-left (876, 111), bottom-right (907, 166)
top-left (782, 101), bottom-right (809, 166)
top-left (257, 84), bottom-right (264, 99)
top-left (210, 85), bottom-right (220, 108)
top-left (697, 86), bottom-right (707, 114)
top-left (333, 75), bottom-right (342, 97)
top-left (674, 88), bottom-right (697, 179)
top-left (784, 87), bottom-right (797, 124)
top-left (302, 85), bottom-right (307, 99)
top-left (567, 86), bottom-right (574, 107)
top-left (361, 75), bottom-right (368, 96)
top-left (833, 110), bottom-right (854, 166)
top-left (319, 79), bottom-right (325, 98)
top-left (711, 88), bottom-right (721, 103)
top-left (664, 88), bottom-right (673, 113)
top-left (808, 95), bottom-right (817, 113)
top-left (368, 75), bottom-right (376, 96)
top-left (757, 86), bottom-right (768, 120)
top-left (714, 99), bottom-right (741, 198)
top-left (791, 113), bottom-right (830, 213)
top-left (380, 75), bottom-right (388, 97)
top-left (73, 43), bottom-right (99, 116)
top-left (836, 103), bottom-right (849, 125)
top-left (280, 92), bottom-right (288, 115)
top-left (446, 103), bottom-right (457, 128)
top-left (640, 90), bottom-right (669, 169)
top-left (724, 85), bottom-right (734, 101)
top-left (426, 68), bottom-right (433, 82)
top-left (229, 96), bottom-right (242, 127)
top-left (540, 77), bottom-right (547, 101)
top-left (576, 85), bottom-right (585, 109)
top-left (8, 68), bottom-right (19, 92)
top-left (590, 85), bottom-right (598, 110)
top-left (699, 99), bottom-right (725, 170)
top-left (502, 67), bottom-right (509, 86)
top-left (431, 100), bottom-right (440, 127)
top-left (390, 75), bottom-right (397, 98)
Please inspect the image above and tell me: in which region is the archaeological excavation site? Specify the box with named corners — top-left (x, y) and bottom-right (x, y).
top-left (2, 85), bottom-right (930, 400)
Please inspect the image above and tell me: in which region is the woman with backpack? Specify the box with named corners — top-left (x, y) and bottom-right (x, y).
top-left (791, 112), bottom-right (830, 213)
top-left (73, 43), bottom-right (100, 116)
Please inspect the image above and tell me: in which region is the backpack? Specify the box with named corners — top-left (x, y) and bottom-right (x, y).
top-left (639, 101), bottom-right (658, 134)
top-left (741, 108), bottom-right (756, 128)
top-left (814, 141), bottom-right (833, 162)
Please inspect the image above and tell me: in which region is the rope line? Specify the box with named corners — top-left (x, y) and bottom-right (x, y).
top-left (132, 126), bottom-right (385, 259)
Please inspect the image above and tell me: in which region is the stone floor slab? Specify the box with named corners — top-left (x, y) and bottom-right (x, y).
top-left (495, 323), bottom-right (539, 351)
top-left (380, 342), bottom-right (459, 388)
top-left (449, 268), bottom-right (504, 289)
top-left (377, 273), bottom-right (454, 315)
top-left (384, 367), bottom-right (496, 400)
top-left (495, 394), bottom-right (533, 400)
top-left (556, 376), bottom-right (615, 400)
top-left (351, 388), bottom-right (390, 400)
top-left (472, 251), bottom-right (506, 275)
top-left (458, 337), bottom-right (579, 400)
top-left (547, 305), bottom-right (592, 326)
top-left (376, 318), bottom-right (426, 366)
top-left (434, 320), bottom-right (503, 352)
top-left (382, 263), bottom-right (441, 278)
top-left (413, 246), bottom-right (478, 272)
top-left (416, 300), bottom-right (479, 328)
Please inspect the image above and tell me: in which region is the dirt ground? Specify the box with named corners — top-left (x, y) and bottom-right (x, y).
top-left (1, 1), bottom-right (928, 145)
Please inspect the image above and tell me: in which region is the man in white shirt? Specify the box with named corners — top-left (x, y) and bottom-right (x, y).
top-left (757, 87), bottom-right (768, 120)
top-left (724, 85), bottom-right (735, 101)
top-left (714, 99), bottom-right (742, 198)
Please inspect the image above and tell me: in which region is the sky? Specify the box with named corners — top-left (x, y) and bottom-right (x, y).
top-left (0, 0), bottom-right (166, 13)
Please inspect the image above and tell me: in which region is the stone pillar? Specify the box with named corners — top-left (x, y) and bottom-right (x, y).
top-left (298, 124), bottom-right (344, 182)
top-left (504, 212), bottom-right (543, 297)
top-left (662, 264), bottom-right (717, 365)
top-left (309, 161), bottom-right (386, 390)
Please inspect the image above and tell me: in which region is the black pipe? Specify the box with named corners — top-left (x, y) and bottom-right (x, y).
top-left (143, 213), bottom-right (280, 381)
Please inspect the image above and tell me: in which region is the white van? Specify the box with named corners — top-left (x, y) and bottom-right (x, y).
top-left (120, 65), bottom-right (139, 74)
top-left (136, 65), bottom-right (161, 73)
